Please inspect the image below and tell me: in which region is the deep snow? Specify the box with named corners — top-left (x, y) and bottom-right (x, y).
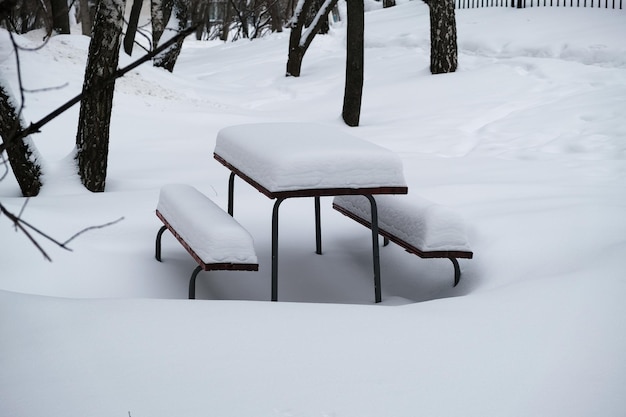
top-left (1, 2), bottom-right (625, 416)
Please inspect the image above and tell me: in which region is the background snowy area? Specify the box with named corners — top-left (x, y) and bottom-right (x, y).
top-left (1, 2), bottom-right (625, 416)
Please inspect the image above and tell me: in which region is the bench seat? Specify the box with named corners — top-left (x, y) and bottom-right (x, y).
top-left (333, 194), bottom-right (473, 286)
top-left (155, 184), bottom-right (258, 298)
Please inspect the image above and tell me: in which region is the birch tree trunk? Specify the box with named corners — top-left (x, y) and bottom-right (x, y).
top-left (151, 0), bottom-right (170, 47)
top-left (75, 0), bottom-right (125, 192)
top-left (424, 0), bottom-right (457, 74)
top-left (78, 0), bottom-right (98, 36)
top-left (153, 0), bottom-right (189, 72)
top-left (341, 0), bottom-right (363, 127)
top-left (0, 77), bottom-right (43, 197)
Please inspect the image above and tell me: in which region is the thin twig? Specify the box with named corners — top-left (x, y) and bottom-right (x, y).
top-left (16, 196), bottom-right (28, 218)
top-left (23, 82), bottom-right (70, 94)
top-left (0, 154), bottom-right (8, 182)
top-left (61, 216), bottom-right (124, 247)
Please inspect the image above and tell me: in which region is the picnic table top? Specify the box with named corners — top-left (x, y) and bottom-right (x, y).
top-left (214, 123), bottom-right (407, 197)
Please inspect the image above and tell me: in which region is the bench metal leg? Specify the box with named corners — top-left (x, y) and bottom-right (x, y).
top-left (228, 172), bottom-right (236, 216)
top-left (189, 265), bottom-right (203, 299)
top-left (155, 225), bottom-right (167, 262)
top-left (365, 195), bottom-right (382, 303)
top-left (315, 196), bottom-right (322, 255)
top-left (450, 257), bottom-right (461, 286)
top-left (271, 197), bottom-right (286, 302)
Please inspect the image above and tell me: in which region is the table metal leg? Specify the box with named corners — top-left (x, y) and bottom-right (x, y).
top-left (450, 257), bottom-right (461, 287)
top-left (315, 196), bottom-right (322, 255)
top-left (189, 265), bottom-right (202, 299)
top-left (155, 225), bottom-right (167, 262)
top-left (365, 195), bottom-right (382, 303)
top-left (228, 172), bottom-right (236, 216)
top-left (271, 197), bottom-right (286, 301)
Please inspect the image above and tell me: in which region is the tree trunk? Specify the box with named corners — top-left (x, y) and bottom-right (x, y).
top-left (285, 43), bottom-right (305, 77)
top-left (305, 0), bottom-right (328, 33)
top-left (285, 0), bottom-right (313, 77)
top-left (424, 0), bottom-right (457, 74)
top-left (191, 0), bottom-right (209, 40)
top-left (153, 0), bottom-right (189, 72)
top-left (7, 0), bottom-right (53, 34)
top-left (78, 0), bottom-right (97, 36)
top-left (0, 77), bottom-right (43, 197)
top-left (341, 0), bottom-right (363, 127)
top-left (151, 0), bottom-right (171, 47)
top-left (221, 2), bottom-right (232, 41)
top-left (50, 0), bottom-right (70, 34)
top-left (75, 0), bottom-right (125, 192)
top-left (285, 0), bottom-right (338, 77)
top-left (124, 0), bottom-right (144, 54)
top-left (268, 0), bottom-right (283, 33)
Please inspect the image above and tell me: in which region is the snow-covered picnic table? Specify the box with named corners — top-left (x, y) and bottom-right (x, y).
top-left (214, 122), bottom-right (408, 302)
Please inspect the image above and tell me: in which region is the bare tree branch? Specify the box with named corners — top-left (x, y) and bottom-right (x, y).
top-left (1, 201), bottom-right (53, 261)
top-left (0, 201), bottom-right (125, 261)
top-left (61, 216), bottom-right (124, 247)
top-left (0, 24), bottom-right (197, 155)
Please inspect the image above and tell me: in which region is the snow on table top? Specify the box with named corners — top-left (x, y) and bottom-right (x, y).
top-left (334, 194), bottom-right (472, 253)
top-left (157, 184), bottom-right (257, 265)
top-left (214, 123), bottom-right (407, 193)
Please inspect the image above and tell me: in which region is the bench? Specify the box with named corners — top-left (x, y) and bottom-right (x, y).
top-left (155, 184), bottom-right (258, 299)
top-left (332, 194), bottom-right (473, 286)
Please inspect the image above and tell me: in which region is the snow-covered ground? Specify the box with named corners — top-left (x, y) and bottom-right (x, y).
top-left (1, 2), bottom-right (625, 416)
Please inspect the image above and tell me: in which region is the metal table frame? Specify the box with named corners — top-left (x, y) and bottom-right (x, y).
top-left (215, 153), bottom-right (408, 303)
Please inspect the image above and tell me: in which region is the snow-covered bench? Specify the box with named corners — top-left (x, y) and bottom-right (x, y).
top-left (332, 195), bottom-right (473, 286)
top-left (155, 184), bottom-right (258, 299)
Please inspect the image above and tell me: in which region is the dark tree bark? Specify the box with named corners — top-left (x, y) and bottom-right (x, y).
top-left (153, 0), bottom-right (189, 72)
top-left (285, 0), bottom-right (338, 77)
top-left (383, 0), bottom-right (396, 8)
top-left (304, 0), bottom-right (328, 34)
top-left (285, 0), bottom-right (297, 21)
top-left (151, 0), bottom-right (171, 47)
top-left (341, 0), bottom-right (364, 127)
top-left (77, 0), bottom-right (97, 36)
top-left (220, 2), bottom-right (232, 41)
top-left (50, 0), bottom-right (70, 34)
top-left (190, 0), bottom-right (209, 40)
top-left (5, 0), bottom-right (52, 34)
top-left (124, 0), bottom-right (144, 54)
top-left (0, 78), bottom-right (42, 197)
top-left (424, 0), bottom-right (457, 74)
top-left (268, 0), bottom-right (283, 33)
top-left (75, 0), bottom-right (125, 192)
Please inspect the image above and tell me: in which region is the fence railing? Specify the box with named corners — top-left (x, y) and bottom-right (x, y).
top-left (455, 0), bottom-right (623, 8)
